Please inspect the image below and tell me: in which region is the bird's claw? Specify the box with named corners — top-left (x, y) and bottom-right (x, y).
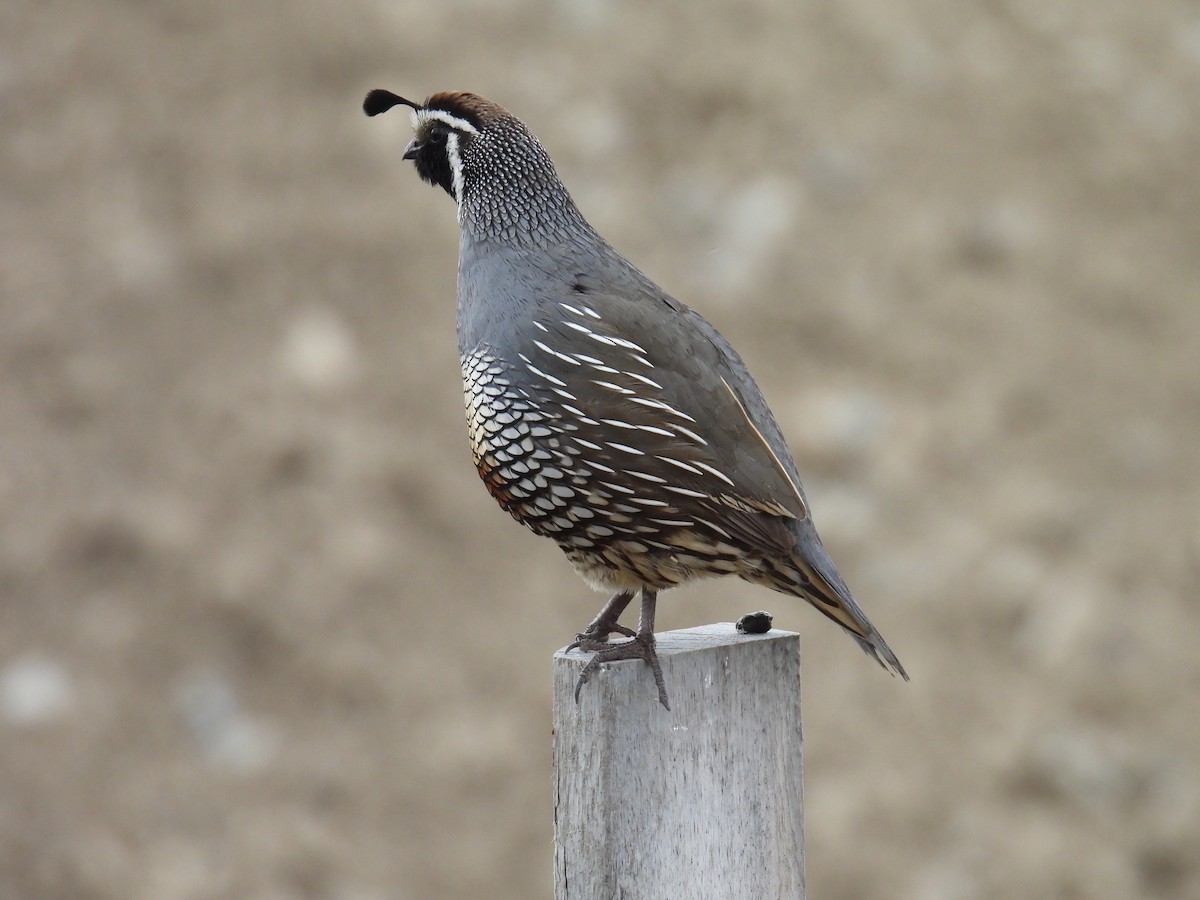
top-left (566, 622), bottom-right (636, 653)
top-left (572, 632), bottom-right (670, 710)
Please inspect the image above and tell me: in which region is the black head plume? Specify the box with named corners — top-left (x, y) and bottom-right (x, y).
top-left (363, 89), bottom-right (419, 117)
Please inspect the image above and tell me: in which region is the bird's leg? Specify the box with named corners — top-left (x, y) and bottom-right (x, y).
top-left (573, 589), bottom-right (670, 710)
top-left (567, 589), bottom-right (636, 651)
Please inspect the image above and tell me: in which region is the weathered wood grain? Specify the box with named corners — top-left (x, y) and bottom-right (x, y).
top-left (554, 624), bottom-right (804, 900)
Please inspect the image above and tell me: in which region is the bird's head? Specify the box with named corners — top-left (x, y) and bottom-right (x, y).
top-left (363, 89), bottom-right (517, 203)
top-left (364, 89), bottom-right (585, 243)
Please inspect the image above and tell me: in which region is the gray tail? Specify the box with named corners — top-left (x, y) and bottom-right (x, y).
top-left (768, 533), bottom-right (909, 680)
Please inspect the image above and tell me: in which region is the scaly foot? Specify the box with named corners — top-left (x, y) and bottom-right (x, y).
top-left (566, 621), bottom-right (636, 653)
top-left (566, 589), bottom-right (637, 653)
top-left (573, 631), bottom-right (670, 710)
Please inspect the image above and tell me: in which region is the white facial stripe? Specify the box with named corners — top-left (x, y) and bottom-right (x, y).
top-left (416, 109), bottom-right (480, 135)
top-left (446, 132), bottom-right (464, 211)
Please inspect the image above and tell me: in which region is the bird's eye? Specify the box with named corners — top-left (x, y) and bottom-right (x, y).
top-left (428, 126), bottom-right (449, 145)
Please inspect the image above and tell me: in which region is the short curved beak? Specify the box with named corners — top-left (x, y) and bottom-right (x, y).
top-left (402, 139), bottom-right (421, 161)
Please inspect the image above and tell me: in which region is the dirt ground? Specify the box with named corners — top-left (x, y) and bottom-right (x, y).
top-left (3, 1), bottom-right (1198, 897)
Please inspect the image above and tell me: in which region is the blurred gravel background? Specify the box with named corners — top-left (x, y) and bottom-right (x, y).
top-left (3, 0), bottom-right (1198, 897)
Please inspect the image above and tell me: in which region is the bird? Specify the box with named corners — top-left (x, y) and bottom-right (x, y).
top-left (363, 88), bottom-right (907, 708)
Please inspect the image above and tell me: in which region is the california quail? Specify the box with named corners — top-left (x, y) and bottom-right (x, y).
top-left (364, 89), bottom-right (907, 708)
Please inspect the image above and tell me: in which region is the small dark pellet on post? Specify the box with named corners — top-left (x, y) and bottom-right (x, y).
top-left (736, 611), bottom-right (774, 635)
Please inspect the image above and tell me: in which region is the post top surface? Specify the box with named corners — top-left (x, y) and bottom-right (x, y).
top-left (555, 623), bottom-right (798, 661)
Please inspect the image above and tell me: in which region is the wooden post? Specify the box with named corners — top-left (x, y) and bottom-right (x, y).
top-left (553, 624), bottom-right (804, 900)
